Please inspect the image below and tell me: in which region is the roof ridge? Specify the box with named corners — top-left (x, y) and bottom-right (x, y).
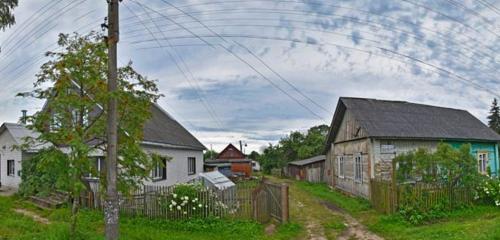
top-left (340, 97), bottom-right (467, 112)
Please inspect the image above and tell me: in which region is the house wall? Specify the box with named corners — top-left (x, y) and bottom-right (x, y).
top-left (0, 130), bottom-right (22, 188)
top-left (372, 139), bottom-right (439, 181)
top-left (331, 138), bottom-right (371, 198)
top-left (141, 145), bottom-right (203, 186)
top-left (231, 162), bottom-right (252, 177)
top-left (447, 141), bottom-right (499, 177)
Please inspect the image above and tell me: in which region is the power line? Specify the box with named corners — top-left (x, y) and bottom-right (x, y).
top-left (118, 0), bottom-right (498, 58)
top-left (129, 33), bottom-right (500, 98)
top-left (123, 1), bottom-right (225, 129)
top-left (146, 0), bottom-right (330, 120)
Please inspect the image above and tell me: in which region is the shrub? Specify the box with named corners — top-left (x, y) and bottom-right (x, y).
top-left (398, 199), bottom-right (450, 225)
top-left (158, 183), bottom-right (229, 218)
top-left (475, 176), bottom-right (500, 207)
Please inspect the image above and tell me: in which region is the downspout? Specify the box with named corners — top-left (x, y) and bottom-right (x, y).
top-left (495, 143), bottom-right (499, 177)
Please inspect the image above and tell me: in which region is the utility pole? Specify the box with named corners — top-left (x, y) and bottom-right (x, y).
top-left (105, 0), bottom-right (119, 239)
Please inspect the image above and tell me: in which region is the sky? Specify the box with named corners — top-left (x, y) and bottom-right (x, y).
top-left (0, 0), bottom-right (499, 153)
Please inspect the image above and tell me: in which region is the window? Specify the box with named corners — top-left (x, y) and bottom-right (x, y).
top-left (337, 156), bottom-right (344, 178)
top-left (85, 157), bottom-right (104, 179)
top-left (188, 157), bottom-right (196, 175)
top-left (7, 160), bottom-right (14, 176)
top-left (354, 155), bottom-right (363, 182)
top-left (478, 152), bottom-right (488, 174)
top-left (152, 157), bottom-right (167, 181)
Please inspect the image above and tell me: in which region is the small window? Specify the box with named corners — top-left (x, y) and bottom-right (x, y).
top-left (354, 155), bottom-right (363, 182)
top-left (152, 157), bottom-right (167, 181)
top-left (85, 157), bottom-right (104, 179)
top-left (7, 160), bottom-right (15, 176)
top-left (478, 153), bottom-right (488, 174)
top-left (337, 156), bottom-right (344, 178)
top-left (188, 157), bottom-right (196, 175)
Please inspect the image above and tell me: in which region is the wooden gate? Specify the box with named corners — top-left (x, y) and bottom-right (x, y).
top-left (252, 180), bottom-right (289, 223)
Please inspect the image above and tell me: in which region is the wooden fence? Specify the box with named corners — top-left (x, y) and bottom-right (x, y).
top-left (370, 179), bottom-right (475, 214)
top-left (80, 180), bottom-right (289, 223)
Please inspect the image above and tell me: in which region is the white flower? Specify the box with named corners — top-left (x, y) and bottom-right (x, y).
top-left (183, 211), bottom-right (187, 215)
top-left (177, 206), bottom-right (181, 210)
top-left (173, 194), bottom-right (177, 198)
top-left (192, 199), bottom-right (196, 203)
top-left (172, 201), bottom-right (177, 206)
top-left (192, 207), bottom-right (196, 210)
top-left (185, 196), bottom-right (189, 200)
top-left (194, 198), bottom-right (198, 201)
top-left (495, 200), bottom-right (500, 206)
top-left (198, 204), bottom-right (202, 208)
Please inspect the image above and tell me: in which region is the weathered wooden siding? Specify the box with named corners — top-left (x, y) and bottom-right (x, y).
top-left (334, 110), bottom-right (367, 143)
top-left (331, 138), bottom-right (371, 199)
top-left (372, 139), bottom-right (439, 181)
top-left (324, 143), bottom-right (335, 186)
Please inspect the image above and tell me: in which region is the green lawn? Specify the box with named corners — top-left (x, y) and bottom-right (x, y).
top-left (296, 181), bottom-right (500, 240)
top-left (0, 196), bottom-right (301, 240)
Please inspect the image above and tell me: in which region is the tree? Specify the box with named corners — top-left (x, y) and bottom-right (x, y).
top-left (0, 0), bottom-right (17, 31)
top-left (487, 98), bottom-right (500, 134)
top-left (19, 32), bottom-right (162, 237)
top-left (247, 151), bottom-right (260, 161)
top-left (203, 149), bottom-right (218, 160)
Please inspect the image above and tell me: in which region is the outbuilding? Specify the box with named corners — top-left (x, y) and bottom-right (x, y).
top-left (286, 155), bottom-right (325, 183)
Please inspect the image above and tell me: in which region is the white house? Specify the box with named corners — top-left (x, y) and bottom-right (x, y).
top-left (0, 104), bottom-right (205, 189)
top-left (0, 123), bottom-right (49, 188)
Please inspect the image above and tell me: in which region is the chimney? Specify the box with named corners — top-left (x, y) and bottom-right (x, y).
top-left (239, 140), bottom-right (243, 152)
top-left (21, 110), bottom-right (27, 124)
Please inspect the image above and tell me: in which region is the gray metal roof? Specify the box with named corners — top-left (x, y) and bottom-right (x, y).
top-left (0, 123), bottom-right (50, 151)
top-left (326, 97), bottom-right (500, 147)
top-left (289, 155), bottom-right (326, 166)
top-left (142, 104), bottom-right (206, 150)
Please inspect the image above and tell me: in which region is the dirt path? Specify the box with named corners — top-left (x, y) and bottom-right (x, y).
top-left (321, 201), bottom-right (383, 240)
top-left (14, 208), bottom-right (51, 225)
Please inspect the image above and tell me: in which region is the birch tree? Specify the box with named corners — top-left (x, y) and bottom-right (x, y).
top-left (19, 32), bottom-right (162, 237)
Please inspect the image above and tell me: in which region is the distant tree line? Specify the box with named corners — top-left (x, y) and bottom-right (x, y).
top-left (255, 125), bottom-right (329, 173)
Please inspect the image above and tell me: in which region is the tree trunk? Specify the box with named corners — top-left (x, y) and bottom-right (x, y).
top-left (70, 191), bottom-right (80, 239)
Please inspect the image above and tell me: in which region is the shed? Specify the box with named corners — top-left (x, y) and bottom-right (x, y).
top-left (199, 171), bottom-right (235, 190)
top-left (286, 155), bottom-right (325, 183)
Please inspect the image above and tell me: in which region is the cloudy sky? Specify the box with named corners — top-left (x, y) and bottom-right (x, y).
top-left (0, 0), bottom-right (499, 153)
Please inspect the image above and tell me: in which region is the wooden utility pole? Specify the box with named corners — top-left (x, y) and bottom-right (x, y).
top-left (105, 0), bottom-right (119, 239)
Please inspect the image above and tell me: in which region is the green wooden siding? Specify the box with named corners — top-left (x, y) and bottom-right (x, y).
top-left (446, 141), bottom-right (499, 177)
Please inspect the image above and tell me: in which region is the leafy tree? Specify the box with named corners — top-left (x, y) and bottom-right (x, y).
top-left (0, 0), bottom-right (17, 31)
top-left (257, 124), bottom-right (329, 173)
top-left (203, 149), bottom-right (218, 161)
top-left (487, 98), bottom-right (500, 134)
top-left (394, 143), bottom-right (479, 188)
top-left (19, 32), bottom-right (162, 237)
top-left (247, 150), bottom-right (260, 161)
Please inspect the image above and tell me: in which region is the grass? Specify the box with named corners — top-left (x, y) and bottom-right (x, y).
top-left (268, 177), bottom-right (346, 239)
top-left (296, 181), bottom-right (500, 240)
top-left (0, 195), bottom-right (301, 240)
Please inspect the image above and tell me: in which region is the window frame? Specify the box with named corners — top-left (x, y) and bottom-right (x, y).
top-left (152, 157), bottom-right (167, 181)
top-left (337, 156), bottom-right (344, 178)
top-left (7, 160), bottom-right (15, 177)
top-left (85, 157), bottom-right (104, 179)
top-left (354, 154), bottom-right (363, 183)
top-left (477, 152), bottom-right (488, 174)
top-left (188, 157), bottom-right (196, 175)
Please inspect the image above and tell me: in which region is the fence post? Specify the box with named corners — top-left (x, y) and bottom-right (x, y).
top-left (281, 183), bottom-right (289, 223)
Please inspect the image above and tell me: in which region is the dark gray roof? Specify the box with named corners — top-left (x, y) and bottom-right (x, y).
top-left (289, 155), bottom-right (325, 166)
top-left (143, 104), bottom-right (205, 150)
top-left (326, 97), bottom-right (500, 147)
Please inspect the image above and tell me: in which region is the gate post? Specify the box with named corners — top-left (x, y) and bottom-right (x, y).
top-left (281, 183), bottom-right (289, 223)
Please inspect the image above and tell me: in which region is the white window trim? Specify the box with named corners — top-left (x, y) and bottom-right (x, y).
top-left (85, 157), bottom-right (103, 179)
top-left (188, 157), bottom-right (196, 175)
top-left (152, 157), bottom-right (167, 181)
top-left (7, 159), bottom-right (15, 177)
top-left (354, 154), bottom-right (363, 183)
top-left (337, 156), bottom-right (344, 179)
top-left (477, 152), bottom-right (488, 175)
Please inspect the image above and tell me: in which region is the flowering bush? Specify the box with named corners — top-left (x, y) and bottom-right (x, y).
top-left (159, 183), bottom-right (228, 218)
top-left (475, 177), bottom-right (500, 207)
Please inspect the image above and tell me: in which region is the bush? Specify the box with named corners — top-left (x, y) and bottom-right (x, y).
top-left (398, 199), bottom-right (450, 225)
top-left (158, 183), bottom-right (228, 218)
top-left (475, 177), bottom-right (500, 207)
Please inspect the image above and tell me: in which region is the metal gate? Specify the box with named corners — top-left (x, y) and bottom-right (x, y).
top-left (252, 180), bottom-right (289, 223)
